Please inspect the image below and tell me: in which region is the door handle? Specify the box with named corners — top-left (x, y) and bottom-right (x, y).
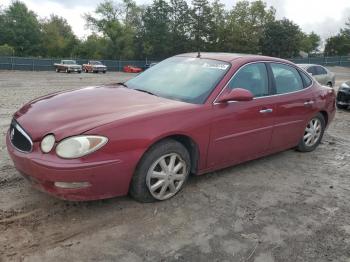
top-left (304, 101), bottom-right (314, 106)
top-left (259, 108), bottom-right (273, 114)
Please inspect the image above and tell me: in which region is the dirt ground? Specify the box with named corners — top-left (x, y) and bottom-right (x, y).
top-left (0, 68), bottom-right (350, 262)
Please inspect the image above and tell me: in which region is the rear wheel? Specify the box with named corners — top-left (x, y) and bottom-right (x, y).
top-left (296, 113), bottom-right (325, 152)
top-left (130, 139), bottom-right (190, 202)
top-left (55, 68), bottom-right (60, 73)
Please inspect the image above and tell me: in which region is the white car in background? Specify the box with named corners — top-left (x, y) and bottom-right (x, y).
top-left (297, 64), bottom-right (335, 87)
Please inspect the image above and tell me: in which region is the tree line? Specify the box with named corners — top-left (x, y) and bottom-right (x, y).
top-left (0, 0), bottom-right (349, 60)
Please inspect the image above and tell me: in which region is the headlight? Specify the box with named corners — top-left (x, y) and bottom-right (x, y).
top-left (56, 135), bottom-right (108, 159)
top-left (41, 134), bottom-right (55, 153)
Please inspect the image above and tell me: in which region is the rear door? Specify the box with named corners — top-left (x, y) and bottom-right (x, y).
top-left (268, 63), bottom-right (317, 151)
top-left (208, 62), bottom-right (276, 167)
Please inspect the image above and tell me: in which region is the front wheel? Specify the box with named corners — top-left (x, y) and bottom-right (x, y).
top-left (296, 113), bottom-right (325, 152)
top-left (130, 140), bottom-right (190, 202)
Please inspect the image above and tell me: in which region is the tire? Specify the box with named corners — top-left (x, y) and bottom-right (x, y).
top-left (336, 103), bottom-right (348, 110)
top-left (130, 139), bottom-right (191, 203)
top-left (103, 71), bottom-right (106, 74)
top-left (296, 113), bottom-right (325, 152)
top-left (66, 69), bottom-right (70, 73)
top-left (78, 71), bottom-right (82, 74)
top-left (55, 68), bottom-right (60, 73)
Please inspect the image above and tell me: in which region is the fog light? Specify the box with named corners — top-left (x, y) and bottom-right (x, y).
top-left (54, 182), bottom-right (90, 189)
top-left (41, 134), bottom-right (55, 153)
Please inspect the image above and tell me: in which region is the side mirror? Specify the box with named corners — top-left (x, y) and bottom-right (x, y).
top-left (216, 88), bottom-right (254, 103)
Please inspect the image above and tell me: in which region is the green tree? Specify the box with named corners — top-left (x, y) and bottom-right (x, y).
top-left (300, 32), bottom-right (321, 54)
top-left (225, 0), bottom-right (275, 53)
top-left (324, 34), bottom-right (350, 56)
top-left (84, 0), bottom-right (135, 59)
top-left (75, 34), bottom-right (109, 59)
top-left (190, 0), bottom-right (213, 52)
top-left (261, 18), bottom-right (303, 58)
top-left (41, 15), bottom-right (78, 57)
top-left (209, 0), bottom-right (227, 51)
top-left (341, 18), bottom-right (350, 37)
top-left (0, 44), bottom-right (15, 56)
top-left (142, 0), bottom-right (171, 58)
top-left (325, 18), bottom-right (350, 56)
top-left (1, 1), bottom-right (42, 56)
top-left (168, 0), bottom-right (191, 55)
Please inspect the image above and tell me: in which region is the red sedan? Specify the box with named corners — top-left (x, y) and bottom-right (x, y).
top-left (6, 53), bottom-right (336, 202)
top-left (123, 65), bottom-right (142, 73)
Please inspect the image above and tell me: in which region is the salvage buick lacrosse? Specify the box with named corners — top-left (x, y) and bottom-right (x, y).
top-left (6, 53), bottom-right (336, 202)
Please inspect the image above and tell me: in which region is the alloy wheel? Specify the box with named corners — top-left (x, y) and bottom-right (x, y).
top-left (146, 153), bottom-right (187, 200)
top-left (304, 118), bottom-right (322, 147)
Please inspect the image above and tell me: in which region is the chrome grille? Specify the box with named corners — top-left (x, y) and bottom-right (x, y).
top-left (10, 120), bottom-right (33, 153)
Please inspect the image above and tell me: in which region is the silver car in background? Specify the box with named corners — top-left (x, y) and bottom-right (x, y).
top-left (297, 64), bottom-right (335, 87)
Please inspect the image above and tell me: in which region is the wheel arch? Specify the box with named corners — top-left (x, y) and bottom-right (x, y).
top-left (319, 110), bottom-right (328, 127)
top-left (143, 134), bottom-right (200, 175)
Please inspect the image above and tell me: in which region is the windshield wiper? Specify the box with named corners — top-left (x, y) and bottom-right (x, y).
top-left (134, 88), bottom-right (157, 96)
top-left (117, 82), bottom-right (128, 88)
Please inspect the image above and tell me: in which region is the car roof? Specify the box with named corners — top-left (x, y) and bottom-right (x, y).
top-left (296, 64), bottom-right (324, 68)
top-left (175, 52), bottom-right (291, 64)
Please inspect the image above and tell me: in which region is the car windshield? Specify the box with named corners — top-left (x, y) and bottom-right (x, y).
top-left (91, 61), bottom-right (102, 65)
top-left (63, 60), bottom-right (76, 65)
top-left (125, 56), bottom-right (230, 104)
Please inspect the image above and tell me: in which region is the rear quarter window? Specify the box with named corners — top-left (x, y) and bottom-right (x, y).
top-left (299, 70), bottom-right (312, 87)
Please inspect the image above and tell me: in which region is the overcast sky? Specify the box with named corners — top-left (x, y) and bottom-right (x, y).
top-left (2, 0), bottom-right (350, 41)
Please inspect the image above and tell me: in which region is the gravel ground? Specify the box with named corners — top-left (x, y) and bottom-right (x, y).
top-left (0, 69), bottom-right (350, 262)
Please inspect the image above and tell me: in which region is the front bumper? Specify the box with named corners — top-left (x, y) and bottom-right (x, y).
top-left (93, 67), bottom-right (107, 72)
top-left (337, 89), bottom-right (350, 105)
top-left (6, 131), bottom-right (133, 201)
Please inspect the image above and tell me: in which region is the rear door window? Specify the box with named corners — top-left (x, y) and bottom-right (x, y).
top-left (316, 66), bottom-right (327, 75)
top-left (306, 66), bottom-right (317, 75)
top-left (271, 63), bottom-right (304, 94)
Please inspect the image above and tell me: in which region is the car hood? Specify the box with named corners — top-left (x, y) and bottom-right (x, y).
top-left (92, 65), bottom-right (106, 68)
top-left (14, 86), bottom-right (191, 141)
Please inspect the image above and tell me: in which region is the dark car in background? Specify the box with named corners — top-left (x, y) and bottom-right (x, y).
top-left (297, 64), bottom-right (335, 87)
top-left (337, 81), bottom-right (350, 109)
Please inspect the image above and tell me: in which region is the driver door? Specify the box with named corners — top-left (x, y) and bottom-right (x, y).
top-left (207, 62), bottom-right (275, 167)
